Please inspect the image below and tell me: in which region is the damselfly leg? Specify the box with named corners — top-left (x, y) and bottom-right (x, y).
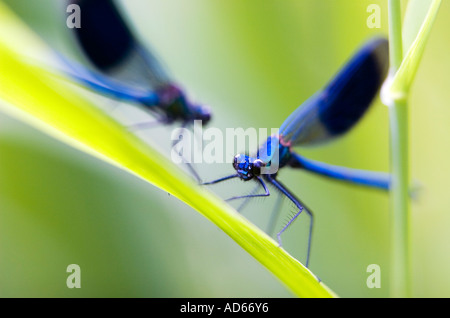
top-left (203, 173), bottom-right (313, 268)
top-left (224, 176), bottom-right (270, 202)
top-left (265, 175), bottom-right (313, 268)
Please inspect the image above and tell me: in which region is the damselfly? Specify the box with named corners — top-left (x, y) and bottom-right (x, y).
top-left (63, 0), bottom-right (211, 179)
top-left (204, 38), bottom-right (390, 267)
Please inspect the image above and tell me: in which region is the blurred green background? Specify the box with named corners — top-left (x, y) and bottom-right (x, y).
top-left (0, 0), bottom-right (449, 297)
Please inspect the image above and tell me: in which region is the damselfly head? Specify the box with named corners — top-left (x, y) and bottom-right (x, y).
top-left (233, 154), bottom-right (265, 181)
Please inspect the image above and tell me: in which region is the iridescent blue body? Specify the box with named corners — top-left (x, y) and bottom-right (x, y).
top-left (206, 38), bottom-right (390, 268)
top-left (236, 38), bottom-right (390, 190)
top-left (64, 0), bottom-right (211, 125)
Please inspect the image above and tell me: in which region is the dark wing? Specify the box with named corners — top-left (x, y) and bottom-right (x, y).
top-left (67, 0), bottom-right (171, 92)
top-left (280, 38), bottom-right (389, 146)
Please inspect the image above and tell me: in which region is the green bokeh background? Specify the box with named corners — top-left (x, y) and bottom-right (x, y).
top-left (0, 0), bottom-right (449, 297)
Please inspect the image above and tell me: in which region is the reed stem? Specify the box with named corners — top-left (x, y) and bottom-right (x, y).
top-left (387, 0), bottom-right (411, 298)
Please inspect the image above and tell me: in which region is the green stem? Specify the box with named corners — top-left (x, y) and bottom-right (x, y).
top-left (388, 1), bottom-right (403, 70)
top-left (388, 0), bottom-right (410, 298)
top-left (388, 99), bottom-right (410, 297)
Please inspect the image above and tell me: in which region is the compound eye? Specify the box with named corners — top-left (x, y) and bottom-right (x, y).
top-left (202, 112), bottom-right (211, 124)
top-left (195, 105), bottom-right (211, 123)
top-left (252, 159), bottom-right (265, 176)
top-left (233, 154), bottom-right (245, 170)
top-left (254, 159), bottom-right (264, 168)
top-left (201, 105), bottom-right (212, 122)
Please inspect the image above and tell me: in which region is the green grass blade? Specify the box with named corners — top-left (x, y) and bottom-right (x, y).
top-left (402, 0), bottom-right (434, 53)
top-left (0, 2), bottom-right (336, 298)
top-left (389, 0), bottom-right (442, 98)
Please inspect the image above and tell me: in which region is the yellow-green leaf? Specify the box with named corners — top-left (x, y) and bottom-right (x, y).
top-left (389, 0), bottom-right (441, 97)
